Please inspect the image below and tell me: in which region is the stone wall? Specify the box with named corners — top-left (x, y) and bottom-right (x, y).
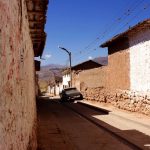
top-left (0, 0), bottom-right (37, 149)
top-left (82, 87), bottom-right (150, 115)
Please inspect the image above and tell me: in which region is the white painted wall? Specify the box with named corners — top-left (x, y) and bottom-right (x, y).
top-left (47, 82), bottom-right (63, 96)
top-left (47, 86), bottom-right (55, 95)
top-left (129, 29), bottom-right (150, 91)
top-left (62, 73), bottom-right (71, 88)
top-left (59, 82), bottom-right (63, 92)
top-left (55, 85), bottom-right (60, 95)
top-left (47, 86), bottom-right (51, 93)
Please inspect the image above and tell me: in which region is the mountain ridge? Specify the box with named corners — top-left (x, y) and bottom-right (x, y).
top-left (38, 56), bottom-right (108, 89)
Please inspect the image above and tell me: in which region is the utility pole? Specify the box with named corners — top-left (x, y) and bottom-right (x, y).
top-left (58, 46), bottom-right (72, 87)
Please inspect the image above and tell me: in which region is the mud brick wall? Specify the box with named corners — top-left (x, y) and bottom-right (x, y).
top-left (74, 49), bottom-right (130, 90)
top-left (106, 50), bottom-right (130, 90)
top-left (73, 46), bottom-right (130, 90)
top-left (75, 28), bottom-right (150, 116)
top-left (72, 71), bottom-right (81, 90)
top-left (76, 67), bottom-right (107, 89)
top-left (0, 0), bottom-right (37, 149)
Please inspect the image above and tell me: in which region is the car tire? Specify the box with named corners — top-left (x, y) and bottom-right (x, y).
top-left (79, 94), bottom-right (83, 100)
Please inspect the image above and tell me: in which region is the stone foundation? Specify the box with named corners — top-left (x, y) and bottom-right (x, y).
top-left (81, 87), bottom-right (150, 116)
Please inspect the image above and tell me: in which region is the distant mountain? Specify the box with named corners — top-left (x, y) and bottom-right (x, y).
top-left (37, 64), bottom-right (65, 87)
top-left (41, 64), bottom-right (64, 70)
top-left (37, 57), bottom-right (108, 90)
top-left (93, 56), bottom-right (108, 66)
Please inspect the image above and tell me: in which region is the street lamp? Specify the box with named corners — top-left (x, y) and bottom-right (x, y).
top-left (58, 46), bottom-right (72, 87)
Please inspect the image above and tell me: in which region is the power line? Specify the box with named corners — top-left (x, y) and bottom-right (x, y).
top-left (72, 0), bottom-right (146, 60)
top-left (101, 0), bottom-right (145, 40)
top-left (72, 0), bottom-right (136, 56)
top-left (73, 0), bottom-right (149, 63)
top-left (114, 2), bottom-right (150, 34)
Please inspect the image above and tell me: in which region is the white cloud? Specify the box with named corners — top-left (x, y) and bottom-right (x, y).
top-left (88, 56), bottom-right (92, 60)
top-left (45, 54), bottom-right (52, 59)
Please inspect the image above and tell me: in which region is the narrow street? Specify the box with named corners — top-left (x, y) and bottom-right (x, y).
top-left (37, 98), bottom-right (150, 150)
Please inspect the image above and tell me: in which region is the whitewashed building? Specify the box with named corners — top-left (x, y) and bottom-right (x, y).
top-left (47, 81), bottom-right (63, 96)
top-left (62, 69), bottom-right (71, 88)
top-left (101, 19), bottom-right (150, 92)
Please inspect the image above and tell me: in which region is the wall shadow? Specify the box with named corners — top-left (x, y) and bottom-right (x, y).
top-left (37, 97), bottom-right (150, 150)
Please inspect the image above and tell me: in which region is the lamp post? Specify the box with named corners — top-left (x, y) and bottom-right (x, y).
top-left (58, 46), bottom-right (72, 87)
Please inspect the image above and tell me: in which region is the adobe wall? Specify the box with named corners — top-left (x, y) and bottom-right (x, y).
top-left (75, 66), bottom-right (107, 89)
top-left (106, 50), bottom-right (130, 90)
top-left (0, 0), bottom-right (37, 149)
top-left (75, 36), bottom-right (150, 115)
top-left (73, 48), bottom-right (130, 90)
top-left (72, 71), bottom-right (81, 90)
top-left (73, 50), bottom-right (130, 89)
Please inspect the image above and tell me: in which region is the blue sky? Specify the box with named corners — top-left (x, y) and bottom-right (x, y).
top-left (39, 0), bottom-right (150, 66)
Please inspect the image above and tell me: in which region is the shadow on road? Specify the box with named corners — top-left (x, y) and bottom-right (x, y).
top-left (37, 97), bottom-right (150, 150)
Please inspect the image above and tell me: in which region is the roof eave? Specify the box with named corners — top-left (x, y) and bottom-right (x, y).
top-left (100, 18), bottom-right (150, 48)
top-left (72, 60), bottom-right (102, 70)
top-left (26, 0), bottom-right (49, 57)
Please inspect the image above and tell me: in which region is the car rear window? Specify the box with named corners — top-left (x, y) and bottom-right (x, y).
top-left (65, 88), bottom-right (78, 94)
top-left (65, 88), bottom-right (76, 91)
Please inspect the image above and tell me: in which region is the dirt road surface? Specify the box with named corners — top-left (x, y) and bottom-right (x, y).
top-left (37, 98), bottom-right (142, 150)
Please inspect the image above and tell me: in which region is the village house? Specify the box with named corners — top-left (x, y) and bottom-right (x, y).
top-left (47, 77), bottom-right (63, 96)
top-left (47, 59), bottom-right (103, 96)
top-left (81, 19), bottom-right (150, 115)
top-left (62, 69), bottom-right (71, 88)
top-left (72, 59), bottom-right (103, 91)
top-left (0, 0), bottom-right (48, 149)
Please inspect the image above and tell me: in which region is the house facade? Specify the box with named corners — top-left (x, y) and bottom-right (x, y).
top-left (101, 19), bottom-right (150, 91)
top-left (48, 81), bottom-right (63, 96)
top-left (62, 69), bottom-right (71, 88)
top-left (81, 19), bottom-right (150, 115)
top-left (72, 60), bottom-right (103, 90)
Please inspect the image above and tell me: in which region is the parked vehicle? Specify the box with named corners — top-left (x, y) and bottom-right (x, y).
top-left (59, 87), bottom-right (83, 102)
